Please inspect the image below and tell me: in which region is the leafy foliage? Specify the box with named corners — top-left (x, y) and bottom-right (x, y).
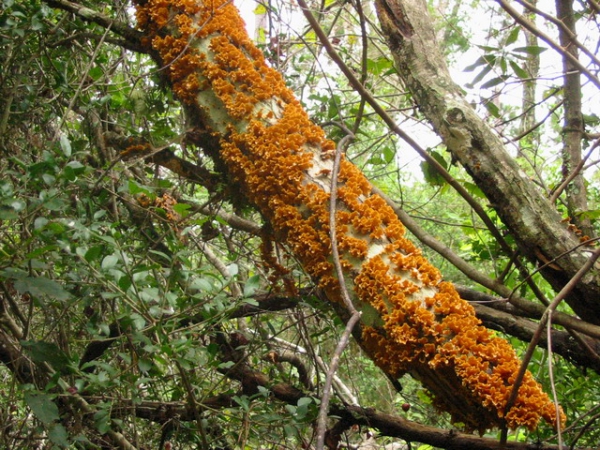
top-left (0, 0), bottom-right (600, 448)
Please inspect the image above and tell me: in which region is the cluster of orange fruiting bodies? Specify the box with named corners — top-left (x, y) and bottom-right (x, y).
top-left (134, 0), bottom-right (563, 431)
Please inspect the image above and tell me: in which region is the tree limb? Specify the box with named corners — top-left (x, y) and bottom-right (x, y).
top-left (330, 405), bottom-right (592, 450)
top-left (42, 0), bottom-right (146, 53)
top-left (374, 0), bottom-right (600, 325)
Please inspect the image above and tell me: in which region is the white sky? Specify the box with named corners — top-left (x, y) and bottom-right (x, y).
top-left (237, 0), bottom-right (257, 34)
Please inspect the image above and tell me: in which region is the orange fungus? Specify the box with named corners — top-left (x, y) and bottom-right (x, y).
top-left (133, 0), bottom-right (564, 432)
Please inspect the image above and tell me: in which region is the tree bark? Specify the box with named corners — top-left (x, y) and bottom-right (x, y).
top-left (374, 0), bottom-right (600, 325)
top-left (555, 0), bottom-right (592, 236)
top-left (330, 405), bottom-right (591, 450)
top-left (519, 0), bottom-right (540, 155)
top-left (131, 0), bottom-right (560, 432)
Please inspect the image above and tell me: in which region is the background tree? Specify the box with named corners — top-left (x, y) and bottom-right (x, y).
top-left (1, 0), bottom-right (600, 449)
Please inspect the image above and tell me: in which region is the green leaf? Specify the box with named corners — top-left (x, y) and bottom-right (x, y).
top-left (88, 66), bottom-right (104, 81)
top-left (297, 397), bottom-right (312, 407)
top-left (62, 161), bottom-right (86, 181)
top-left (464, 56), bottom-right (487, 72)
top-left (506, 27), bottom-right (520, 45)
top-left (24, 391), bottom-right (60, 425)
top-left (416, 389), bottom-right (432, 404)
top-left (366, 57), bottom-right (394, 76)
top-left (189, 277), bottom-right (213, 292)
top-left (42, 196), bottom-right (66, 211)
top-left (66, 160), bottom-right (85, 171)
top-left (127, 180), bottom-right (153, 196)
top-left (243, 274), bottom-right (261, 297)
top-left (513, 45), bottom-right (547, 55)
top-left (477, 45), bottom-right (499, 52)
top-left (1, 197), bottom-right (26, 220)
top-left (284, 424), bottom-right (298, 438)
top-left (469, 64), bottom-right (493, 87)
top-left (101, 254), bottom-right (119, 269)
top-left (480, 76), bottom-right (507, 89)
top-left (130, 313), bottom-right (146, 330)
top-left (484, 100), bottom-right (500, 118)
top-left (21, 340), bottom-right (73, 374)
top-left (579, 209), bottom-right (600, 220)
top-left (59, 134), bottom-right (71, 157)
top-left (172, 202), bottom-right (191, 218)
top-left (582, 113), bottom-right (600, 127)
top-left (42, 173), bottom-right (55, 186)
top-left (462, 181), bottom-right (486, 198)
top-left (367, 156), bottom-right (386, 165)
top-left (138, 358), bottom-right (153, 374)
top-left (218, 361), bottom-right (234, 369)
top-left (382, 146), bottom-right (395, 163)
top-left (227, 263), bottom-right (239, 277)
top-left (467, 53), bottom-right (497, 73)
top-left (233, 395), bottom-right (250, 411)
top-left (94, 408), bottom-right (111, 434)
top-left (420, 150), bottom-right (448, 186)
top-left (0, 208), bottom-right (18, 220)
top-left (48, 423), bottom-right (69, 447)
top-left (84, 245), bottom-right (103, 263)
top-left (509, 60), bottom-right (529, 79)
top-left (34, 216), bottom-right (48, 230)
top-left (498, 56), bottom-right (507, 74)
top-left (14, 276), bottom-right (70, 301)
top-left (253, 3), bottom-right (266, 14)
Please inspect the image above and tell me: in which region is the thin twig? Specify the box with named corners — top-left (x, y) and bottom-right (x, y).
top-left (569, 411), bottom-right (600, 450)
top-left (315, 129), bottom-right (359, 450)
top-left (42, 0), bottom-right (144, 51)
top-left (550, 141), bottom-right (600, 203)
top-left (501, 246), bottom-right (600, 444)
top-left (175, 360), bottom-right (210, 449)
top-left (53, 3), bottom-right (123, 140)
top-left (546, 317), bottom-right (563, 448)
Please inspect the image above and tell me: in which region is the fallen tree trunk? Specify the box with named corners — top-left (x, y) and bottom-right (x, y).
top-left (132, 0), bottom-right (561, 432)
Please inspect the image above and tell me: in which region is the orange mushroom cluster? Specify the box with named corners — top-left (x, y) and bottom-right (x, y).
top-left (133, 0), bottom-right (563, 431)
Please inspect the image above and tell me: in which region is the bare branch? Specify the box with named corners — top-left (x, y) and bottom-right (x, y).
top-left (42, 0), bottom-right (146, 53)
top-left (504, 246), bottom-right (600, 442)
top-left (330, 405), bottom-right (591, 450)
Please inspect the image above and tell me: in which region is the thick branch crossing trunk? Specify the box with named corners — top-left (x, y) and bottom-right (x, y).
top-left (374, 0), bottom-right (600, 325)
top-left (133, 0), bottom-right (560, 432)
